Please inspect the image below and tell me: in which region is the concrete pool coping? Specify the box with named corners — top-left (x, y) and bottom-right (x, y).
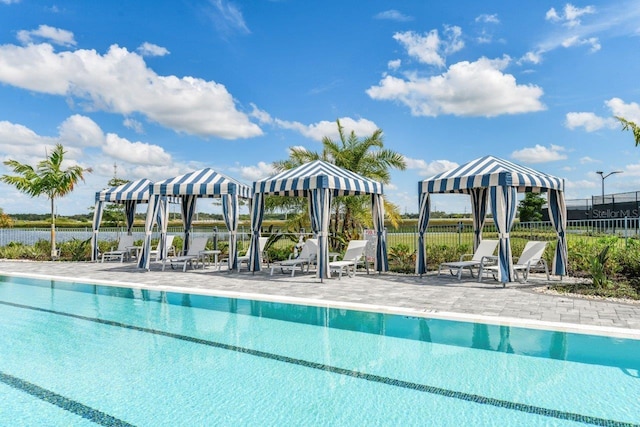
top-left (1, 259), bottom-right (639, 340)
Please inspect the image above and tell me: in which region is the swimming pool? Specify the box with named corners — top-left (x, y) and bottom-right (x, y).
top-left (1, 274), bottom-right (639, 426)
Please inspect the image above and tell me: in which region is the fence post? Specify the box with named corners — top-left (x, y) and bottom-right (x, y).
top-left (213, 226), bottom-right (218, 250)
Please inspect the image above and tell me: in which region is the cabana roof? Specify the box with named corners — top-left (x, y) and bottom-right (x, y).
top-left (151, 168), bottom-right (252, 199)
top-left (254, 160), bottom-right (383, 196)
top-left (419, 155), bottom-right (564, 195)
top-left (95, 178), bottom-right (152, 203)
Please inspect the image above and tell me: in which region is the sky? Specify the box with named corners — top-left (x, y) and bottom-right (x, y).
top-left (1, 0), bottom-right (640, 217)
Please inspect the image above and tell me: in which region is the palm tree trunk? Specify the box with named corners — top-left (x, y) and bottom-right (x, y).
top-left (50, 197), bottom-right (57, 259)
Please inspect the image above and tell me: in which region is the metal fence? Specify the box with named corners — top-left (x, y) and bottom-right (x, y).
top-left (2, 218), bottom-right (637, 250)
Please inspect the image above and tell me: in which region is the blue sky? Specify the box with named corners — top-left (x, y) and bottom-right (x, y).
top-left (1, 0), bottom-right (640, 216)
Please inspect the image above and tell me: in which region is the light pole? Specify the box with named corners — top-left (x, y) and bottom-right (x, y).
top-left (596, 170), bottom-right (623, 203)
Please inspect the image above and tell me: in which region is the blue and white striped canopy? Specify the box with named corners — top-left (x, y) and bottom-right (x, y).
top-left (254, 160), bottom-right (383, 196)
top-left (419, 155), bottom-right (564, 195)
top-left (95, 178), bottom-right (153, 203)
top-left (151, 168), bottom-right (252, 198)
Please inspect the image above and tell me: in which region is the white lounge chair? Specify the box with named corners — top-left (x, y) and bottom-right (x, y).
top-left (149, 235), bottom-right (176, 261)
top-left (101, 235), bottom-right (135, 263)
top-left (479, 240), bottom-right (550, 284)
top-left (237, 237), bottom-right (269, 272)
top-left (162, 237), bottom-right (208, 272)
top-left (438, 239), bottom-right (498, 280)
top-left (329, 240), bottom-right (368, 279)
top-left (270, 239), bottom-right (318, 277)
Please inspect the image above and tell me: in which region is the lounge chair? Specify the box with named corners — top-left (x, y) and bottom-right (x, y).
top-left (101, 235), bottom-right (135, 263)
top-left (438, 239), bottom-right (498, 280)
top-left (479, 241), bottom-right (550, 284)
top-left (237, 237), bottom-right (269, 272)
top-left (329, 240), bottom-right (368, 279)
top-left (162, 237), bottom-right (209, 272)
top-left (149, 235), bottom-right (176, 261)
top-left (270, 239), bottom-right (318, 277)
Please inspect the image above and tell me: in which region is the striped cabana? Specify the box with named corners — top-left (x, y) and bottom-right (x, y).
top-left (91, 178), bottom-right (154, 262)
top-left (416, 155), bottom-right (567, 284)
top-left (137, 168), bottom-right (251, 270)
top-left (252, 160), bottom-right (387, 281)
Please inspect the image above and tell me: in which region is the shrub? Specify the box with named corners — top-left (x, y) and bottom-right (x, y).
top-left (388, 243), bottom-right (416, 273)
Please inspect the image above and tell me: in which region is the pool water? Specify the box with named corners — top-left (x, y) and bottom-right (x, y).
top-left (0, 275), bottom-right (639, 426)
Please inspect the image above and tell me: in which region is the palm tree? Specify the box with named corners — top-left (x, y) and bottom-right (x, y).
top-left (272, 119), bottom-right (406, 247)
top-left (1, 144), bottom-right (91, 259)
top-left (616, 116), bottom-right (640, 146)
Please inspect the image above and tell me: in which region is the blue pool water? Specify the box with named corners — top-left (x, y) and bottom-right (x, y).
top-left (0, 275), bottom-right (639, 426)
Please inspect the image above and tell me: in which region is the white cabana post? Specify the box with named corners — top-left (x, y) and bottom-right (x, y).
top-left (138, 168), bottom-right (251, 270)
top-left (252, 160), bottom-right (386, 281)
top-left (91, 178), bottom-right (153, 262)
top-left (416, 155), bottom-right (567, 283)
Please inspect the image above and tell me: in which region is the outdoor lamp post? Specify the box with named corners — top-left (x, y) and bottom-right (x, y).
top-left (596, 170), bottom-right (623, 203)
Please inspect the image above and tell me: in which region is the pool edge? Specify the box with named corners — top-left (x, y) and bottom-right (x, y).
top-left (2, 269), bottom-right (639, 341)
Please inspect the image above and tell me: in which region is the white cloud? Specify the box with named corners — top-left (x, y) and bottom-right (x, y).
top-left (511, 144), bottom-right (567, 163)
top-left (58, 115), bottom-right (105, 147)
top-left (564, 179), bottom-right (597, 190)
top-left (249, 103), bottom-right (273, 124)
top-left (374, 10), bottom-right (413, 22)
top-left (404, 157), bottom-right (458, 176)
top-left (367, 56), bottom-right (545, 117)
top-left (561, 35), bottom-right (600, 52)
top-left (475, 14), bottom-right (499, 24)
top-left (546, 4), bottom-right (595, 27)
top-left (123, 118), bottom-right (144, 134)
top-left (565, 98), bottom-right (640, 132)
top-left (580, 156), bottom-right (597, 164)
top-left (388, 59), bottom-right (401, 70)
top-left (519, 51), bottom-right (542, 65)
top-left (208, 0), bottom-right (250, 36)
top-left (275, 117), bottom-right (379, 141)
top-left (103, 133), bottom-right (172, 165)
top-left (393, 30), bottom-right (444, 67)
top-left (236, 161), bottom-right (275, 181)
top-left (625, 163), bottom-right (640, 177)
top-left (565, 112), bottom-right (617, 131)
top-left (392, 27), bottom-right (464, 68)
top-left (137, 42), bottom-right (170, 57)
top-left (17, 25), bottom-right (76, 46)
top-left (606, 97), bottom-right (640, 123)
top-left (0, 42), bottom-right (262, 139)
top-left (1, 0), bottom-right (21, 4)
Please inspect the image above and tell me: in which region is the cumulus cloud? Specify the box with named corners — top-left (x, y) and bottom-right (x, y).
top-left (561, 35), bottom-right (600, 52)
top-left (103, 134), bottom-right (171, 165)
top-left (17, 25), bottom-right (76, 46)
top-left (235, 161), bottom-right (275, 181)
top-left (137, 42), bottom-right (170, 57)
top-left (546, 4), bottom-right (595, 27)
top-left (565, 112), bottom-right (617, 131)
top-left (374, 10), bottom-right (413, 22)
top-left (511, 144), bottom-right (567, 163)
top-left (0, 42), bottom-right (262, 139)
top-left (274, 117), bottom-right (379, 141)
top-left (367, 56), bottom-right (545, 117)
top-left (388, 59), bottom-right (401, 70)
top-left (565, 98), bottom-right (640, 132)
top-left (404, 157), bottom-right (458, 176)
top-left (580, 156), bottom-right (597, 164)
top-left (392, 26), bottom-right (464, 68)
top-left (606, 97), bottom-right (640, 123)
top-left (58, 115), bottom-right (105, 147)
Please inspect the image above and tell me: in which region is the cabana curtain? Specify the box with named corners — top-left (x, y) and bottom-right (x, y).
top-left (251, 160), bottom-right (386, 280)
top-left (416, 155), bottom-right (567, 283)
top-left (138, 168), bottom-right (251, 270)
top-left (91, 178), bottom-right (153, 262)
